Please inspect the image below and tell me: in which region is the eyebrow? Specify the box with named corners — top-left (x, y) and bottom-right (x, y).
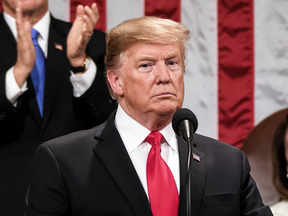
top-left (136, 52), bottom-right (181, 62)
top-left (136, 56), bottom-right (157, 62)
top-left (165, 52), bottom-right (181, 60)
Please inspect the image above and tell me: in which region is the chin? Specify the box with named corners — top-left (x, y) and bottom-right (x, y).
top-left (157, 104), bottom-right (179, 116)
top-left (22, 1), bottom-right (45, 14)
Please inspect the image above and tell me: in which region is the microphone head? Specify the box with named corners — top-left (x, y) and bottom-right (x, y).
top-left (172, 108), bottom-right (198, 137)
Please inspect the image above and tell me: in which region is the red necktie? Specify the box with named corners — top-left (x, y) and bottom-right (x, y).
top-left (146, 132), bottom-right (179, 216)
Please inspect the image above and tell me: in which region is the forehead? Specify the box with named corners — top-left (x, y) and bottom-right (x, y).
top-left (125, 42), bottom-right (182, 60)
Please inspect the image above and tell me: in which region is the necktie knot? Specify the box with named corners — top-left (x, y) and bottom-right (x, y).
top-left (146, 132), bottom-right (164, 147)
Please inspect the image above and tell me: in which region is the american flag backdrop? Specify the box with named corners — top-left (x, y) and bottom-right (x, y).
top-left (1, 0), bottom-right (288, 148)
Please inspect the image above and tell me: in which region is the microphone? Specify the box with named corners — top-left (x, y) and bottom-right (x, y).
top-left (172, 108), bottom-right (198, 216)
top-left (172, 108), bottom-right (198, 141)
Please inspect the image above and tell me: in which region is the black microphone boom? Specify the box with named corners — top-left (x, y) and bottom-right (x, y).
top-left (172, 108), bottom-right (198, 141)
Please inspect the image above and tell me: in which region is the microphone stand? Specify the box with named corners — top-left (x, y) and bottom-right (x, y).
top-left (186, 138), bottom-right (192, 216)
top-left (178, 119), bottom-right (194, 216)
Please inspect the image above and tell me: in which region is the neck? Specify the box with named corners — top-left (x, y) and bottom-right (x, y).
top-left (120, 105), bottom-right (173, 132)
top-left (144, 116), bottom-right (172, 131)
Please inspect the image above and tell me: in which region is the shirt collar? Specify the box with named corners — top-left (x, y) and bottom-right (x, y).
top-left (115, 105), bottom-right (178, 153)
top-left (3, 10), bottom-right (50, 43)
top-left (272, 200), bottom-right (288, 215)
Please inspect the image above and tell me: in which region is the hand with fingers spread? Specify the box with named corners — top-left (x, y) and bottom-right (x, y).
top-left (67, 3), bottom-right (99, 68)
top-left (13, 2), bottom-right (35, 88)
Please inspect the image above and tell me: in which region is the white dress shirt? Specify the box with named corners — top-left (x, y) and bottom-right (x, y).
top-left (271, 200), bottom-right (288, 216)
top-left (115, 105), bottom-right (180, 198)
top-left (3, 11), bottom-right (97, 105)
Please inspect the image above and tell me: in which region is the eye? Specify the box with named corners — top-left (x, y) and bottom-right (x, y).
top-left (166, 60), bottom-right (180, 71)
top-left (138, 63), bottom-right (153, 72)
top-left (167, 61), bottom-right (176, 65)
top-left (140, 64), bottom-right (149, 68)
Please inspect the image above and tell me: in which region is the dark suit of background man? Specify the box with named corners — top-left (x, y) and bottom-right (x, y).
top-left (0, 0), bottom-right (117, 215)
top-left (26, 16), bottom-right (273, 216)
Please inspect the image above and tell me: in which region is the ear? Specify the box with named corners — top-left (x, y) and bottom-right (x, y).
top-left (106, 69), bottom-right (124, 97)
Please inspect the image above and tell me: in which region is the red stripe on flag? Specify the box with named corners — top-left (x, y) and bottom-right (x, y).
top-left (218, 0), bottom-right (254, 148)
top-left (70, 0), bottom-right (106, 32)
top-left (145, 0), bottom-right (181, 22)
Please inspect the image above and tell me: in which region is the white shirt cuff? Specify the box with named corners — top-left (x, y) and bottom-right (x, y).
top-left (5, 67), bottom-right (28, 106)
top-left (70, 59), bottom-right (97, 98)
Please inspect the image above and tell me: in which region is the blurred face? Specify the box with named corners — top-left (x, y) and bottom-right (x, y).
top-left (108, 42), bottom-right (185, 125)
top-left (2, 0), bottom-right (48, 17)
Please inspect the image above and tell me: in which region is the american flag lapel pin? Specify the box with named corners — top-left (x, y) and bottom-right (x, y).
top-left (193, 153), bottom-right (200, 162)
top-left (54, 43), bottom-right (63, 50)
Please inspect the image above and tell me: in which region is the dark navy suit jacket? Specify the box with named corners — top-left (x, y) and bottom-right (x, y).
top-left (26, 112), bottom-right (273, 216)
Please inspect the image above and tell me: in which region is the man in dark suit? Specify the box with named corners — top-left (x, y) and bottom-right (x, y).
top-left (26, 16), bottom-right (273, 216)
top-left (0, 0), bottom-right (116, 215)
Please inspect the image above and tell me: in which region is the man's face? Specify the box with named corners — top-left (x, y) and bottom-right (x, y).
top-left (2, 0), bottom-right (48, 16)
top-left (113, 42), bottom-right (185, 121)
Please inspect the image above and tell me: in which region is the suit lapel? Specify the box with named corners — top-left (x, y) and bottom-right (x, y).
top-left (42, 16), bottom-right (68, 129)
top-left (92, 113), bottom-right (206, 216)
top-left (93, 115), bottom-right (153, 216)
top-left (178, 136), bottom-right (206, 216)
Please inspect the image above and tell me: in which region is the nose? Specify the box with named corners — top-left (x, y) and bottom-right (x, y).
top-left (155, 62), bottom-right (170, 84)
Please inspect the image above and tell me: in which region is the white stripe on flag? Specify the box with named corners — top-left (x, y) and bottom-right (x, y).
top-left (106, 0), bottom-right (145, 31)
top-left (48, 0), bottom-right (70, 22)
top-left (254, 0), bottom-right (288, 125)
top-left (181, 0), bottom-right (218, 139)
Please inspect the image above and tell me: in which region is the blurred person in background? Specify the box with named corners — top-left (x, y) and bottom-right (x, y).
top-left (0, 0), bottom-right (116, 215)
top-left (271, 114), bottom-right (288, 215)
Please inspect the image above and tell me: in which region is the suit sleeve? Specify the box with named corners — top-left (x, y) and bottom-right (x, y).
top-left (240, 152), bottom-right (273, 216)
top-left (26, 144), bottom-right (69, 216)
top-left (0, 69), bottom-right (18, 124)
top-left (72, 29), bottom-right (117, 128)
top-left (0, 15), bottom-right (18, 125)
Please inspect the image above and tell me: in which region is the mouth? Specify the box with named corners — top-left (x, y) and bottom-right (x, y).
top-left (153, 92), bottom-right (175, 98)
